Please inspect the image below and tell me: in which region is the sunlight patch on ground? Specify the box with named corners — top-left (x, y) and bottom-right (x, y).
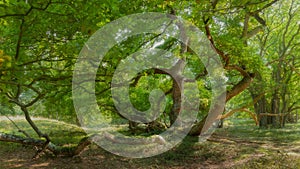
top-left (4, 159), bottom-right (27, 168)
top-left (29, 162), bottom-right (50, 168)
top-left (0, 115), bottom-right (79, 128)
top-left (287, 152), bottom-right (300, 157)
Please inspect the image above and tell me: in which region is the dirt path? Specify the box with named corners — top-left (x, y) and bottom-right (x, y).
top-left (209, 135), bottom-right (300, 157)
top-left (1, 134), bottom-right (299, 169)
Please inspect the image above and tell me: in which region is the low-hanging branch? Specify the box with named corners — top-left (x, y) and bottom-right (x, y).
top-left (218, 91), bottom-right (267, 125)
top-left (219, 108), bottom-right (258, 126)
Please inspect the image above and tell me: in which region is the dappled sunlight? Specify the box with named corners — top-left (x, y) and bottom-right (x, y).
top-left (0, 118), bottom-right (299, 168)
top-left (29, 163), bottom-right (50, 168)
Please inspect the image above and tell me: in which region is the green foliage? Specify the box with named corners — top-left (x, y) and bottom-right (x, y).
top-left (0, 0), bottom-right (298, 149)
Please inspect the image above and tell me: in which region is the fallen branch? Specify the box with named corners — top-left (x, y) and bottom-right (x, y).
top-left (0, 132), bottom-right (91, 157)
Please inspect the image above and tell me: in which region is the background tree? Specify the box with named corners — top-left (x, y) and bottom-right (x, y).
top-left (249, 0), bottom-right (300, 127)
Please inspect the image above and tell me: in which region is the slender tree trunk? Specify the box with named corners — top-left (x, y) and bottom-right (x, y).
top-left (169, 18), bottom-right (188, 126)
top-left (271, 66), bottom-right (282, 127)
top-left (169, 60), bottom-right (185, 125)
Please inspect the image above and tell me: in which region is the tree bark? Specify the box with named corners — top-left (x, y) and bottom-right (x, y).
top-left (169, 69), bottom-right (184, 125)
top-left (249, 72), bottom-right (270, 128)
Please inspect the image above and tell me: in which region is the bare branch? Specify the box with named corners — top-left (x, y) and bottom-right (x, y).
top-left (15, 18), bottom-right (25, 60)
top-left (246, 26), bottom-right (264, 39)
top-left (242, 13), bottom-right (250, 38)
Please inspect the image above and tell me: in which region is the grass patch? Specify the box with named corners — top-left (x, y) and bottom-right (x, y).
top-left (233, 152), bottom-right (300, 169)
top-left (0, 116), bottom-right (87, 145)
top-left (218, 118), bottom-right (300, 143)
top-left (0, 117), bottom-right (299, 168)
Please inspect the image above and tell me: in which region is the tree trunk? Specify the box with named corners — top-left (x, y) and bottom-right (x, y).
top-left (271, 66), bottom-right (282, 127)
top-left (271, 91), bottom-right (280, 127)
top-left (250, 92), bottom-right (269, 127)
top-left (169, 73), bottom-right (184, 125)
top-left (189, 74), bottom-right (254, 136)
top-left (249, 72), bottom-right (271, 128)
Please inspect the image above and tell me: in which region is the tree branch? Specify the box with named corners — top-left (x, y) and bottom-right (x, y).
top-left (15, 18), bottom-right (25, 60)
top-left (226, 74), bottom-right (255, 102)
top-left (0, 132), bottom-right (91, 157)
top-left (219, 108), bottom-right (258, 125)
top-left (203, 19), bottom-right (229, 65)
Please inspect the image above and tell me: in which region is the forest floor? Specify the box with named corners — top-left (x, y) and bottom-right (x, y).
top-left (0, 117), bottom-right (300, 169)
